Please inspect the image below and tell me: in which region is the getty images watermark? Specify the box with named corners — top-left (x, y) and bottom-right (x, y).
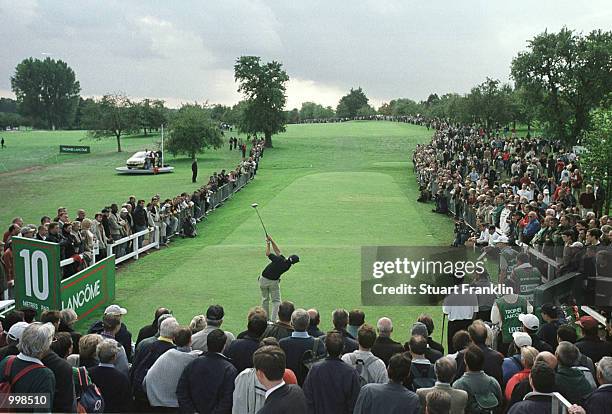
top-left (361, 246), bottom-right (513, 306)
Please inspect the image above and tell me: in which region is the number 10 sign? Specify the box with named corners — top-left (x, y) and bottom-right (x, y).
top-left (12, 237), bottom-right (62, 312)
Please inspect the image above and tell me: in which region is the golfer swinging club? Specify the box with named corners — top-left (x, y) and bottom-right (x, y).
top-left (260, 235), bottom-right (299, 322)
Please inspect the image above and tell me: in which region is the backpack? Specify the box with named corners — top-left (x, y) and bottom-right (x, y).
top-left (348, 354), bottom-right (377, 387)
top-left (74, 367), bottom-right (104, 413)
top-left (300, 338), bottom-right (325, 381)
top-left (409, 360), bottom-right (436, 391)
top-left (572, 365), bottom-right (597, 390)
top-left (0, 356), bottom-right (44, 407)
top-left (471, 391), bottom-right (499, 414)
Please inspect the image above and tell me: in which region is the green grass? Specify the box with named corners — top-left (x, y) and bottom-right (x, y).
top-left (2, 122), bottom-right (455, 345)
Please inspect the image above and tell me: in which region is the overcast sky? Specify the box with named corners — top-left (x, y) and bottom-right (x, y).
top-left (1, 1), bottom-right (610, 109)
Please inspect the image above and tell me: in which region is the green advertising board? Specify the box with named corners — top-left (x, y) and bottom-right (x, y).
top-left (12, 237), bottom-right (62, 313)
top-left (60, 256), bottom-right (115, 318)
top-left (12, 237), bottom-right (116, 318)
top-left (59, 145), bottom-right (90, 154)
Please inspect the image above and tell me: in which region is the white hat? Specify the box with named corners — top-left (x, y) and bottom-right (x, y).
top-left (543, 189), bottom-right (550, 194)
top-left (104, 304), bottom-right (127, 315)
top-left (7, 322), bottom-right (29, 342)
top-left (518, 313), bottom-right (539, 331)
top-left (495, 235), bottom-right (510, 244)
top-left (512, 331), bottom-right (532, 348)
top-left (570, 242), bottom-right (584, 248)
top-left (120, 208), bottom-right (129, 214)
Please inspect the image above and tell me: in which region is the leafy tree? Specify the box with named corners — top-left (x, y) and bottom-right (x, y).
top-left (209, 104), bottom-right (231, 122)
top-left (0, 112), bottom-right (27, 129)
top-left (336, 87), bottom-right (369, 118)
top-left (464, 78), bottom-right (514, 128)
top-left (234, 56), bottom-right (289, 147)
top-left (0, 98), bottom-right (17, 113)
top-left (299, 102), bottom-right (335, 119)
top-left (580, 105), bottom-right (612, 214)
top-left (82, 93), bottom-right (139, 152)
top-left (511, 28), bottom-right (612, 145)
top-left (167, 104), bottom-right (223, 160)
top-left (356, 104), bottom-right (376, 116)
top-left (136, 99), bottom-right (167, 135)
top-left (10, 57), bottom-right (80, 129)
top-left (286, 108), bottom-right (300, 123)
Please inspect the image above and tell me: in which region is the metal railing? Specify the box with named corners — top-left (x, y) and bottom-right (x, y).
top-left (551, 392), bottom-right (572, 414)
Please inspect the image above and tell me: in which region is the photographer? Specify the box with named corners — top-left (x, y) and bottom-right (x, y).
top-left (452, 220), bottom-right (470, 247)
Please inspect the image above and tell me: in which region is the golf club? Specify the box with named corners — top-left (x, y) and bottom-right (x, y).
top-left (251, 203), bottom-right (269, 237)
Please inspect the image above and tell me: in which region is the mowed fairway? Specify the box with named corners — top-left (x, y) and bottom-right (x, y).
top-left (101, 121), bottom-right (453, 342)
top-left (1, 122), bottom-right (454, 343)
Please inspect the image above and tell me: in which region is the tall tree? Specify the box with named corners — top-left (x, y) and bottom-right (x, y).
top-left (137, 99), bottom-right (167, 135)
top-left (234, 56), bottom-right (289, 147)
top-left (511, 28), bottom-right (612, 146)
top-left (465, 78), bottom-right (514, 128)
top-left (299, 102), bottom-right (335, 119)
top-left (580, 104), bottom-right (612, 215)
top-left (336, 87), bottom-right (369, 118)
top-left (167, 104), bottom-right (223, 160)
top-left (82, 93), bottom-right (138, 152)
top-left (10, 57), bottom-right (80, 129)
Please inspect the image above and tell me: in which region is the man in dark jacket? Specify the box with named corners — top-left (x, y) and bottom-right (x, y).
top-left (89, 339), bottom-right (132, 413)
top-left (321, 309), bottom-right (358, 355)
top-left (42, 349), bottom-right (76, 413)
top-left (279, 309), bottom-right (327, 385)
top-left (371, 317), bottom-right (403, 366)
top-left (135, 307), bottom-right (171, 347)
top-left (132, 199), bottom-right (148, 247)
top-left (555, 341), bottom-right (595, 404)
top-left (454, 321), bottom-right (503, 386)
top-left (254, 345), bottom-right (307, 414)
top-left (508, 361), bottom-right (556, 414)
top-left (177, 329), bottom-right (237, 413)
top-left (225, 314), bottom-right (268, 373)
top-left (303, 331), bottom-right (361, 414)
top-left (584, 356), bottom-right (612, 414)
top-left (307, 309), bottom-right (324, 338)
top-left (262, 300), bottom-right (295, 341)
top-left (192, 160), bottom-right (198, 183)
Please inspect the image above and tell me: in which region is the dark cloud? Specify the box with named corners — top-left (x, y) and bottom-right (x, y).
top-left (0, 0), bottom-right (609, 108)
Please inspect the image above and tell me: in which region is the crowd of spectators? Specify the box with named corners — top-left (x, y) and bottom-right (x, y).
top-left (0, 139), bottom-right (265, 298)
top-left (413, 122), bottom-right (610, 279)
top-left (0, 300), bottom-right (610, 413)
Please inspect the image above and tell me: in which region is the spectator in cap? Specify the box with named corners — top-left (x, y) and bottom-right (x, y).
top-left (145, 327), bottom-right (199, 410)
top-left (0, 321), bottom-right (29, 360)
top-left (537, 303), bottom-right (564, 350)
top-left (411, 322), bottom-right (442, 364)
top-left (98, 314), bottom-right (129, 376)
top-left (0, 322), bottom-right (56, 411)
top-left (502, 332), bottom-right (532, 384)
top-left (518, 313), bottom-right (553, 353)
top-left (575, 316), bottom-right (612, 364)
top-left (555, 341), bottom-right (595, 404)
top-left (354, 353), bottom-right (420, 414)
top-left (371, 317), bottom-right (404, 366)
top-left (88, 304), bottom-right (132, 362)
top-left (417, 357), bottom-right (468, 414)
top-left (192, 304), bottom-right (235, 353)
top-left (19, 226), bottom-right (35, 238)
top-left (584, 356), bottom-right (612, 414)
top-left (177, 329), bottom-right (238, 413)
top-left (88, 338), bottom-right (132, 413)
top-left (0, 310), bottom-right (24, 347)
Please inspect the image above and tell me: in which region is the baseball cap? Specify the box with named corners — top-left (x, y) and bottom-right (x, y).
top-left (288, 255), bottom-right (300, 264)
top-left (104, 304), bottom-right (127, 316)
top-left (120, 208), bottom-right (128, 214)
top-left (206, 304), bottom-right (225, 321)
top-left (540, 304), bottom-right (558, 318)
top-left (512, 331), bottom-right (532, 348)
top-left (518, 313), bottom-right (539, 331)
top-left (411, 322), bottom-right (429, 337)
top-left (7, 322), bottom-right (29, 342)
top-left (576, 316), bottom-right (598, 329)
